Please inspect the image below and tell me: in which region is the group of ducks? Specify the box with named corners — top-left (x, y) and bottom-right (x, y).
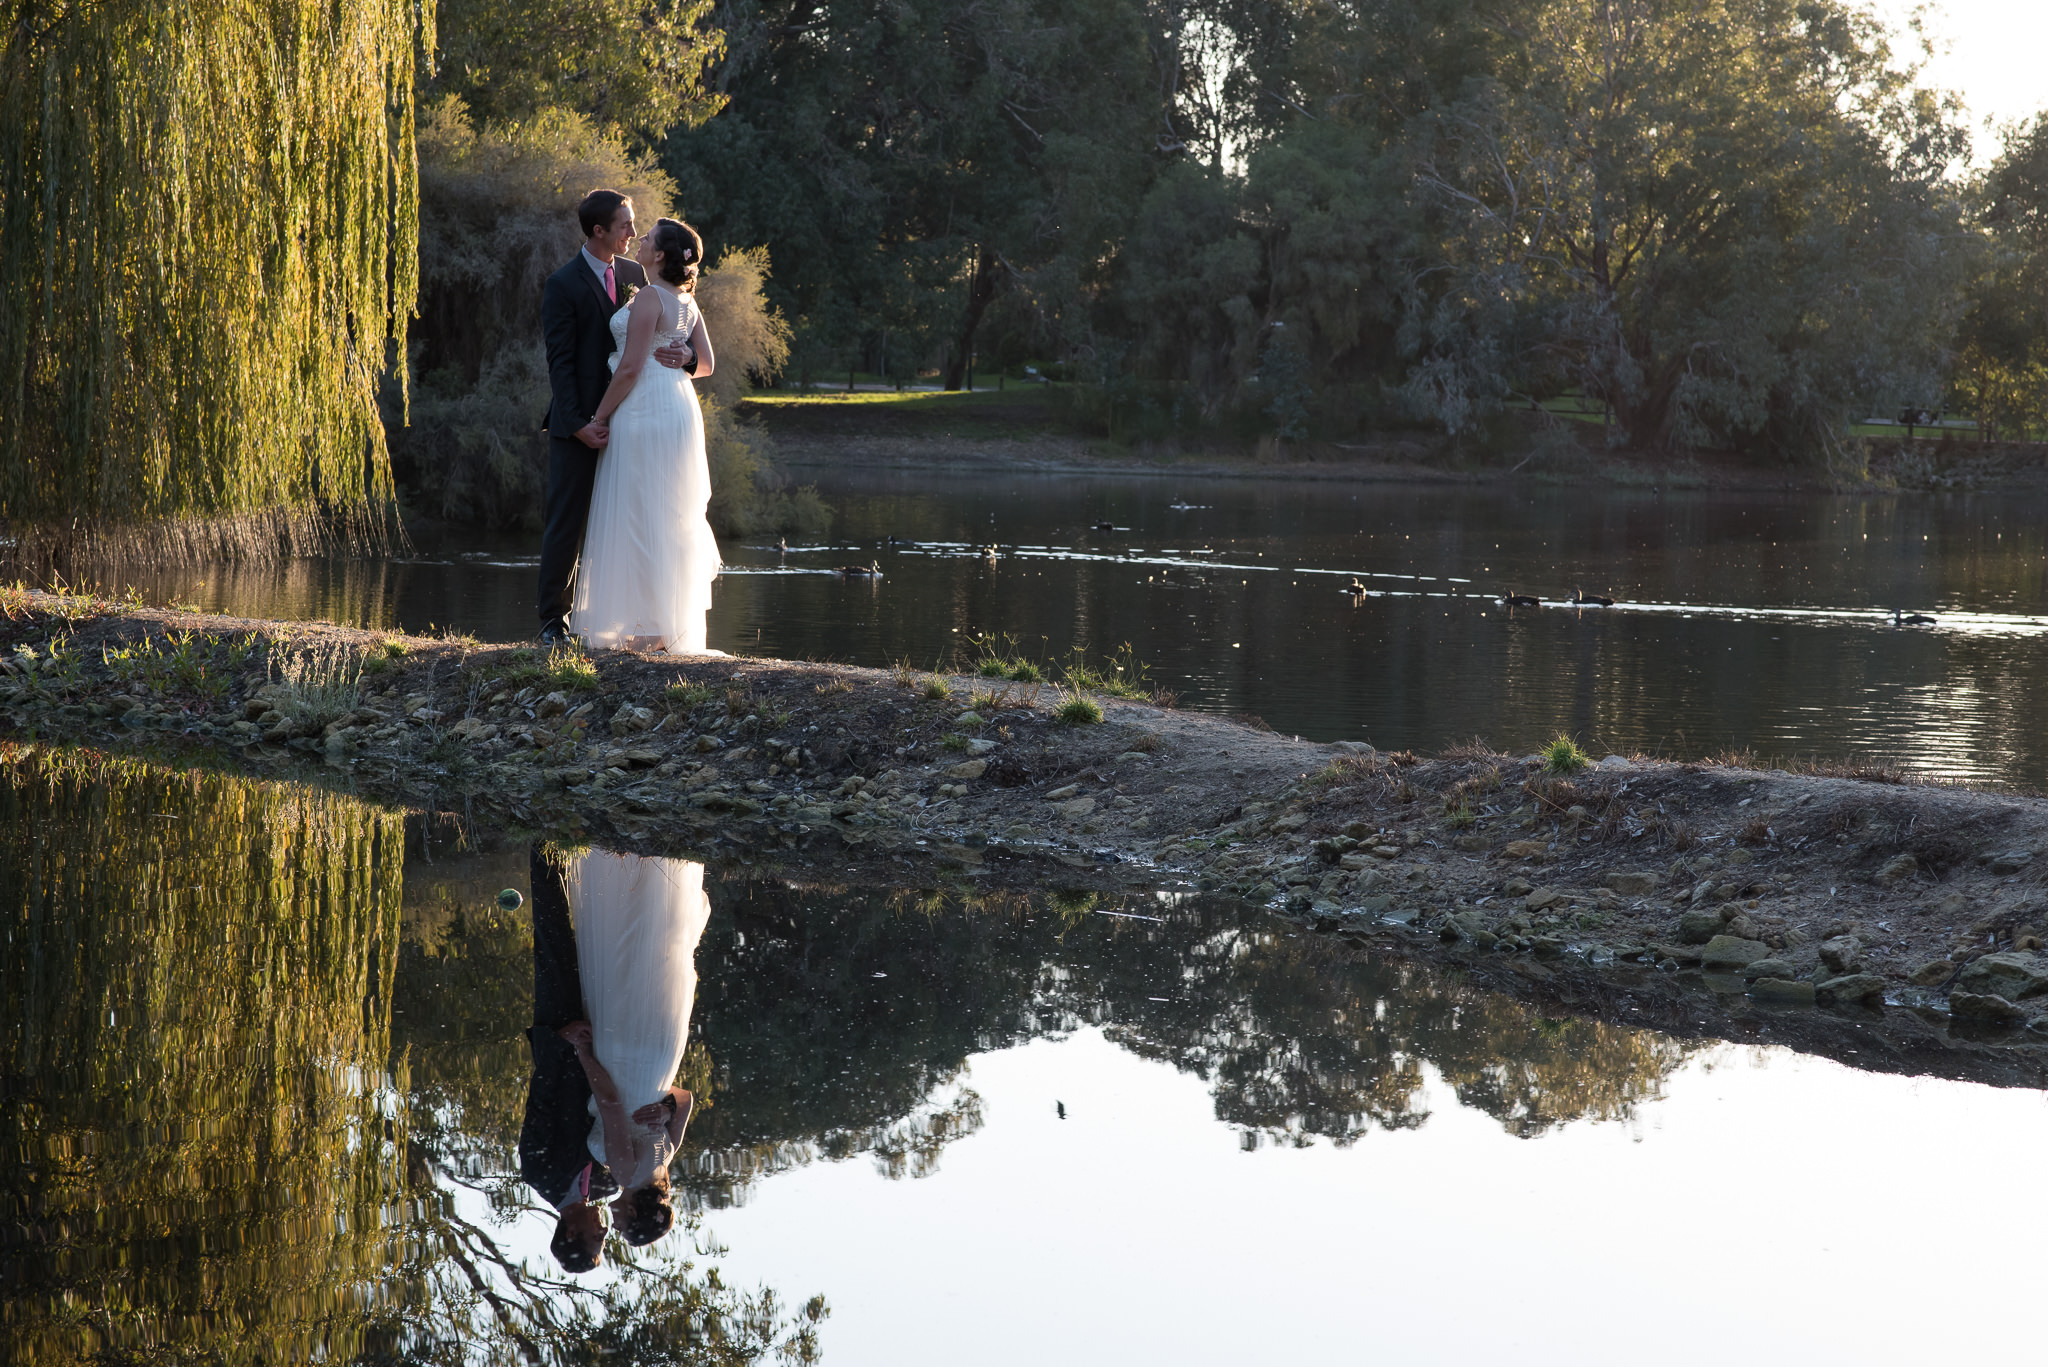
top-left (818, 548), bottom-right (1942, 625)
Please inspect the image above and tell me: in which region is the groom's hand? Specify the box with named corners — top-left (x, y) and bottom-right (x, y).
top-left (575, 420), bottom-right (609, 449)
top-left (653, 341), bottom-right (696, 373)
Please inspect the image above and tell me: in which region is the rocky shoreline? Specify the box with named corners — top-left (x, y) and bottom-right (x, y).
top-left (7, 590), bottom-right (2048, 1077)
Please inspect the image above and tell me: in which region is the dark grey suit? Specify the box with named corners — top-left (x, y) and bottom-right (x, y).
top-left (519, 845), bottom-right (617, 1208)
top-left (538, 252), bottom-right (650, 633)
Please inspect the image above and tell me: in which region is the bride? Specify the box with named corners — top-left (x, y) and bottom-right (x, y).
top-left (555, 850), bottom-right (713, 1247)
top-left (574, 217), bottom-right (723, 653)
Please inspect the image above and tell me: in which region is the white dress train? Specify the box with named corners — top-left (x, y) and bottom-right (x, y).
top-left (573, 283), bottom-right (723, 653)
top-left (568, 851), bottom-right (712, 1187)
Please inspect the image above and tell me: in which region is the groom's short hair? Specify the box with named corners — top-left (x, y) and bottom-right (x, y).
top-left (578, 189), bottom-right (631, 238)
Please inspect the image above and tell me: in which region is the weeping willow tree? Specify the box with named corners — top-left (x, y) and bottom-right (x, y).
top-left (0, 747), bottom-right (409, 1363)
top-left (0, 1), bottom-right (432, 572)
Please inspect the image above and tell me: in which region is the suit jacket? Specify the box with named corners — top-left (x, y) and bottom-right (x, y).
top-left (541, 253), bottom-right (650, 438)
top-left (519, 846), bottom-right (617, 1207)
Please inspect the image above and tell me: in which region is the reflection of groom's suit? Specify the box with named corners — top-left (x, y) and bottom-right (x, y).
top-left (519, 846), bottom-right (617, 1208)
top-left (538, 250), bottom-right (650, 635)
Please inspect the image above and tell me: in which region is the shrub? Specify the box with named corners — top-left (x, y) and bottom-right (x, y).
top-left (1543, 734), bottom-right (1589, 774)
top-left (1054, 691), bottom-right (1103, 725)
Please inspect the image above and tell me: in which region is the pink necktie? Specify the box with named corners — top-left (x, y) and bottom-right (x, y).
top-left (603, 265), bottom-right (615, 303)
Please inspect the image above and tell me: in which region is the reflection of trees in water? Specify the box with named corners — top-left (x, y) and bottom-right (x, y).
top-left (0, 747), bottom-right (406, 1364)
top-left (678, 884), bottom-right (1694, 1201)
top-left (1, 769), bottom-right (826, 1366)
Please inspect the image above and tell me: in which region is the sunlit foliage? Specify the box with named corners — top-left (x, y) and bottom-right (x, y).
top-left (0, 1), bottom-right (430, 568)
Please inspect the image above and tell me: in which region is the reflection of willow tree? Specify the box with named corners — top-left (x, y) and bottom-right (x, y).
top-left (0, 747), bottom-right (407, 1364)
top-left (680, 885), bottom-right (1693, 1195)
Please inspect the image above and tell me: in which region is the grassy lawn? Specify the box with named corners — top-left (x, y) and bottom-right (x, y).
top-left (739, 384), bottom-right (1077, 438)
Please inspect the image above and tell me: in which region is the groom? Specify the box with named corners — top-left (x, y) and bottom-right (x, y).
top-left (522, 844), bottom-right (619, 1272)
top-left (538, 189), bottom-right (693, 645)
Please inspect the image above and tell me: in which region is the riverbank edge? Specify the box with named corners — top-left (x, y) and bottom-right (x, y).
top-left (756, 419), bottom-right (2048, 496)
top-left (6, 593), bottom-right (2048, 1088)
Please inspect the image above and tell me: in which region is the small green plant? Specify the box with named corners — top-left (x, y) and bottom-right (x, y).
top-left (1446, 802), bottom-right (1478, 829)
top-left (725, 685), bottom-right (757, 717)
top-left (967, 687), bottom-right (1004, 713)
top-left (924, 675), bottom-right (952, 701)
top-left (1543, 734), bottom-right (1590, 774)
top-left (891, 659), bottom-right (920, 688)
top-left (1053, 689), bottom-right (1103, 725)
top-left (8, 636), bottom-right (87, 697)
top-left (547, 645), bottom-right (599, 692)
top-left (967, 631), bottom-right (1045, 683)
top-left (382, 638), bottom-right (409, 658)
top-left (942, 732), bottom-right (969, 751)
top-left (666, 681), bottom-right (715, 709)
top-left (100, 630), bottom-right (231, 700)
top-left (360, 652), bottom-right (390, 676)
top-left (1062, 642), bottom-right (1152, 700)
top-left (815, 677), bottom-right (854, 695)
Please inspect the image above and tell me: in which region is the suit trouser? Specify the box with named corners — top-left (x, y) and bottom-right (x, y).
top-left (538, 437), bottom-right (600, 630)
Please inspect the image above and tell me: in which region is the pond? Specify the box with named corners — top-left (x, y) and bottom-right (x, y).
top-left (7, 749), bottom-right (2047, 1363)
top-left (106, 471), bottom-right (2048, 789)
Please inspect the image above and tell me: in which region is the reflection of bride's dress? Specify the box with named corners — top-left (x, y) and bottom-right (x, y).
top-left (572, 283), bottom-right (723, 653)
top-left (569, 851), bottom-right (711, 1186)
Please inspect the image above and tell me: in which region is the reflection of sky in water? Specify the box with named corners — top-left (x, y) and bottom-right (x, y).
top-left (704, 1029), bottom-right (2048, 1365)
top-left (100, 476), bottom-right (2048, 786)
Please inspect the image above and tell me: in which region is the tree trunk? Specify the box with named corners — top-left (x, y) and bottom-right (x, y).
top-left (943, 248), bottom-right (1006, 391)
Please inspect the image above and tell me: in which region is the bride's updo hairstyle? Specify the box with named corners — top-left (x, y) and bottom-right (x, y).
top-left (619, 1186), bottom-right (675, 1246)
top-left (649, 217), bottom-right (703, 293)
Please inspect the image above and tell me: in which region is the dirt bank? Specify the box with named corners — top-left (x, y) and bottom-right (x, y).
top-left (6, 591), bottom-right (2047, 1068)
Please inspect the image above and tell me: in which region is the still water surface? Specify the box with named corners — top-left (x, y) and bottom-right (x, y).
top-left (6, 751), bottom-right (2045, 1362)
top-left (111, 471), bottom-right (2048, 787)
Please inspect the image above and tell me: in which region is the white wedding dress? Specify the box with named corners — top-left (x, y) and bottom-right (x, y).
top-left (569, 851), bottom-right (712, 1187)
top-left (573, 283), bottom-right (723, 653)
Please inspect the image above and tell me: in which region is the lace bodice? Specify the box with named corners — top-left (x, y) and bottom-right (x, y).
top-left (607, 284), bottom-right (697, 373)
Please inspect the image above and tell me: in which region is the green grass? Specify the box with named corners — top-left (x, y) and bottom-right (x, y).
top-left (1053, 690), bottom-right (1103, 725)
top-left (665, 682), bottom-right (716, 709)
top-left (1542, 734), bottom-right (1590, 774)
top-left (942, 733), bottom-right (969, 751)
top-left (924, 675), bottom-right (952, 701)
top-left (548, 646), bottom-right (600, 692)
top-left (1061, 642), bottom-right (1152, 700)
top-left (1446, 802), bottom-right (1478, 829)
top-left (99, 630), bottom-right (253, 702)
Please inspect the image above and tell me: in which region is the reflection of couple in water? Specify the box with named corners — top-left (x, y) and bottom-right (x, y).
top-left (520, 846), bottom-right (710, 1272)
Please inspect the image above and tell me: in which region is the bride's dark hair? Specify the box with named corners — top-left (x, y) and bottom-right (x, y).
top-left (649, 217), bottom-right (702, 292)
top-left (619, 1185), bottom-right (675, 1246)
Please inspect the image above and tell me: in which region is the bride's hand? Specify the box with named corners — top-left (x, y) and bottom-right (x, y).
top-left (631, 1102), bottom-right (668, 1125)
top-left (556, 1021), bottom-right (594, 1049)
top-left (652, 340), bottom-right (695, 371)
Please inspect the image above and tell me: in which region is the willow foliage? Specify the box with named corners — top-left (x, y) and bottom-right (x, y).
top-left (0, 0), bottom-right (432, 568)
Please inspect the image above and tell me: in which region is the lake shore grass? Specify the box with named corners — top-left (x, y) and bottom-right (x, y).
top-left (6, 589), bottom-right (2048, 1083)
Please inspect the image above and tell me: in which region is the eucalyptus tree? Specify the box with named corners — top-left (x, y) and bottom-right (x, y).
top-left (1955, 113), bottom-right (2048, 440)
top-left (1400, 0), bottom-right (1972, 456)
top-left (0, 0), bottom-right (430, 569)
top-left (667, 0), bottom-right (1164, 387)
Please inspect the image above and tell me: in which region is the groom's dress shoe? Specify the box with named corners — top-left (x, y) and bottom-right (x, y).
top-left (539, 624), bottom-right (574, 646)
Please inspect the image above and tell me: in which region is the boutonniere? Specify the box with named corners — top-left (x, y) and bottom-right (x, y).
top-left (621, 283), bottom-right (640, 305)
